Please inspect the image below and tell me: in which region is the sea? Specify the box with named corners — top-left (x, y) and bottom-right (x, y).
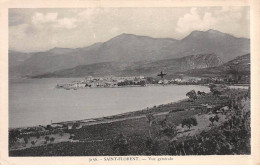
top-left (9, 78), bottom-right (210, 128)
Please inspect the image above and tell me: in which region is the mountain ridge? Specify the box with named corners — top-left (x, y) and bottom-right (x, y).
top-left (31, 53), bottom-right (224, 78)
top-left (179, 53), bottom-right (250, 78)
top-left (9, 29), bottom-right (250, 77)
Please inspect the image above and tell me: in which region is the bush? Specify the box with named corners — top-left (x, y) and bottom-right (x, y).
top-left (50, 137), bottom-right (55, 143)
top-left (45, 136), bottom-right (49, 141)
top-left (9, 129), bottom-right (20, 146)
top-left (146, 113), bottom-right (156, 138)
top-left (24, 136), bottom-right (29, 144)
top-left (209, 115), bottom-right (220, 126)
top-left (112, 133), bottom-right (129, 155)
top-left (31, 141), bottom-right (35, 145)
top-left (209, 84), bottom-right (228, 97)
top-left (186, 90), bottom-right (197, 101)
top-left (181, 117), bottom-right (198, 130)
top-left (145, 137), bottom-right (160, 155)
top-left (35, 132), bottom-right (41, 139)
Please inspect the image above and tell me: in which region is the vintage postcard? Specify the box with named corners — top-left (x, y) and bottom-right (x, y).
top-left (0, 0), bottom-right (260, 165)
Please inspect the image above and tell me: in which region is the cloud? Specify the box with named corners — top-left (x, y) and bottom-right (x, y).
top-left (9, 8), bottom-right (249, 52)
top-left (55, 18), bottom-right (77, 29)
top-left (32, 12), bottom-right (58, 24)
top-left (9, 24), bottom-right (28, 39)
top-left (175, 7), bottom-right (247, 36)
top-left (9, 11), bottom-right (25, 26)
top-left (32, 12), bottom-right (78, 29)
top-left (176, 8), bottom-right (217, 34)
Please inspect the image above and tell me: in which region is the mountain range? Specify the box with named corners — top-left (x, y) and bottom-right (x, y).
top-left (31, 53), bottom-right (224, 78)
top-left (9, 29), bottom-right (250, 78)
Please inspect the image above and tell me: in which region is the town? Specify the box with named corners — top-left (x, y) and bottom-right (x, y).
top-left (56, 74), bottom-right (250, 90)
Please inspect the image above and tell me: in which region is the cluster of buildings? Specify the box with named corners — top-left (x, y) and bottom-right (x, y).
top-left (56, 73), bottom-right (250, 90)
top-left (56, 76), bottom-right (146, 89)
top-left (170, 74), bottom-right (250, 85)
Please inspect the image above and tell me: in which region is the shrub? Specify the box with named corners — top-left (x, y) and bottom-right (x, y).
top-left (158, 115), bottom-right (178, 138)
top-left (209, 115), bottom-right (220, 126)
top-left (112, 133), bottom-right (129, 155)
top-left (31, 141), bottom-right (35, 145)
top-left (50, 137), bottom-right (55, 143)
top-left (23, 136), bottom-right (29, 144)
top-left (181, 117), bottom-right (198, 130)
top-left (45, 136), bottom-right (49, 141)
top-left (146, 113), bottom-right (156, 138)
top-left (145, 137), bottom-right (160, 155)
top-left (186, 90), bottom-right (197, 101)
top-left (210, 84), bottom-right (228, 97)
top-left (35, 132), bottom-right (40, 139)
top-left (9, 129), bottom-right (20, 145)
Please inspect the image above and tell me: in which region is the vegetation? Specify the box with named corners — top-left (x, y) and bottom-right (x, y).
top-left (9, 129), bottom-right (21, 146)
top-left (186, 90), bottom-right (197, 101)
top-left (112, 133), bottom-right (129, 155)
top-left (209, 115), bottom-right (220, 126)
top-left (117, 80), bottom-right (146, 86)
top-left (23, 136), bottom-right (28, 144)
top-left (145, 113), bottom-right (156, 138)
top-left (31, 141), bottom-right (35, 146)
top-left (50, 137), bottom-right (55, 143)
top-left (181, 117), bottom-right (198, 130)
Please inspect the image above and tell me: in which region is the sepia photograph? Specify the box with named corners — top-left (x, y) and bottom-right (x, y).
top-left (6, 6), bottom-right (253, 157)
top-left (7, 6), bottom-right (252, 157)
top-left (0, 0), bottom-right (259, 164)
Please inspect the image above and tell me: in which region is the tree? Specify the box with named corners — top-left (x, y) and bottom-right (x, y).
top-left (45, 136), bottom-right (50, 142)
top-left (181, 117), bottom-right (198, 130)
top-left (140, 80), bottom-right (146, 86)
top-left (186, 90), bottom-right (197, 102)
top-left (24, 136), bottom-right (29, 144)
top-left (158, 115), bottom-right (178, 138)
top-left (197, 91), bottom-right (206, 96)
top-left (209, 84), bottom-right (217, 92)
top-left (209, 115), bottom-right (220, 126)
top-left (31, 141), bottom-right (35, 146)
top-left (35, 132), bottom-right (41, 139)
top-left (9, 129), bottom-right (20, 145)
top-left (209, 84), bottom-right (227, 97)
top-left (112, 133), bottom-right (129, 155)
top-left (146, 113), bottom-right (156, 138)
top-left (50, 137), bottom-right (55, 143)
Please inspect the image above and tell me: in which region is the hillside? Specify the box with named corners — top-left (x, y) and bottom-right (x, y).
top-left (32, 53), bottom-right (223, 78)
top-left (9, 50), bottom-right (32, 68)
top-left (180, 53), bottom-right (250, 77)
top-left (10, 29), bottom-right (250, 77)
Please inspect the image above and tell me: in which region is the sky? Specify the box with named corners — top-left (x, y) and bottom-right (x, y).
top-left (9, 7), bottom-right (250, 52)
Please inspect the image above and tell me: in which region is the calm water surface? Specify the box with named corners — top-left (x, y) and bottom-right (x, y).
top-left (9, 78), bottom-right (209, 128)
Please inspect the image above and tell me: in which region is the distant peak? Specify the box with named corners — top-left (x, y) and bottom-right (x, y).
top-left (189, 29), bottom-right (222, 35)
top-left (112, 33), bottom-right (177, 41)
top-left (48, 47), bottom-right (74, 51)
top-left (47, 47), bottom-right (75, 54)
top-left (207, 29), bottom-right (219, 33)
top-left (117, 33), bottom-right (136, 37)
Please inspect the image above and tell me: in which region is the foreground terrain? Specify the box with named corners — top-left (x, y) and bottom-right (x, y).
top-left (9, 86), bottom-right (250, 156)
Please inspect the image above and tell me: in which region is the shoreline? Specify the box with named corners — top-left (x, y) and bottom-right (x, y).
top-left (9, 96), bottom-right (192, 130)
top-left (9, 84), bottom-right (249, 130)
top-left (9, 88), bottom-right (250, 154)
